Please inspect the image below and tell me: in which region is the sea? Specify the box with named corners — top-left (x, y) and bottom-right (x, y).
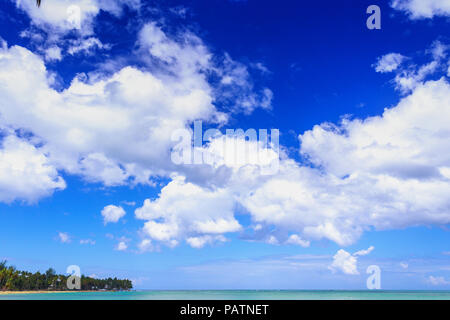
top-left (1, 290), bottom-right (450, 300)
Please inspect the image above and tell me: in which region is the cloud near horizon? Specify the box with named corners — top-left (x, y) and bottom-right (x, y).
top-left (329, 247), bottom-right (374, 275)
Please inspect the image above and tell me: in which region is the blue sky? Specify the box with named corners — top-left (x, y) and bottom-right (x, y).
top-left (0, 0), bottom-right (449, 290)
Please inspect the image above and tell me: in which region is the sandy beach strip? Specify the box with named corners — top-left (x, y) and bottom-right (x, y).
top-left (0, 290), bottom-right (109, 295)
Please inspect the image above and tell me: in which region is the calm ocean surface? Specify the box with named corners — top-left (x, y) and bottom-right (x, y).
top-left (1, 290), bottom-right (450, 300)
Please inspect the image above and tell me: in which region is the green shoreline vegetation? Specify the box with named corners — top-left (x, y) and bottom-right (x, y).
top-left (0, 260), bottom-right (132, 292)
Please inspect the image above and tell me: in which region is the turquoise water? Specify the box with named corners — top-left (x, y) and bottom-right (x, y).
top-left (1, 290), bottom-right (450, 300)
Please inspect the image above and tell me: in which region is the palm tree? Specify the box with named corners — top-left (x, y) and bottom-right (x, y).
top-left (36, 0), bottom-right (41, 7)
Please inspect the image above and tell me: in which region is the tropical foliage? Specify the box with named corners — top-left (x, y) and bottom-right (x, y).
top-left (0, 261), bottom-right (132, 291)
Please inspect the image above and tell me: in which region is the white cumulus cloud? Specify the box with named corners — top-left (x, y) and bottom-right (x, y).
top-left (375, 42), bottom-right (448, 94)
top-left (186, 235), bottom-right (227, 249)
top-left (44, 46), bottom-right (62, 62)
top-left (373, 53), bottom-right (406, 73)
top-left (285, 235), bottom-right (310, 247)
top-left (135, 64), bottom-right (450, 249)
top-left (329, 247), bottom-right (374, 275)
top-left (391, 0), bottom-right (450, 19)
top-left (133, 72), bottom-right (450, 248)
top-left (135, 177), bottom-right (241, 248)
top-left (12, 0), bottom-right (140, 35)
top-left (0, 133), bottom-right (65, 203)
top-left (101, 205), bottom-right (126, 224)
top-left (0, 18), bottom-right (271, 197)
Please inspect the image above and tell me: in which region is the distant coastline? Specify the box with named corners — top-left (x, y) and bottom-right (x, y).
top-left (0, 290), bottom-right (126, 295)
top-left (0, 260), bottom-right (133, 292)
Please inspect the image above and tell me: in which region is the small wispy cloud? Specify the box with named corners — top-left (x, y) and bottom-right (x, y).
top-left (80, 239), bottom-right (96, 245)
top-left (115, 241), bottom-right (128, 251)
top-left (121, 201), bottom-right (136, 207)
top-left (354, 246), bottom-right (375, 257)
top-left (427, 275), bottom-right (450, 286)
top-left (115, 236), bottom-right (131, 251)
top-left (57, 232), bottom-right (71, 244)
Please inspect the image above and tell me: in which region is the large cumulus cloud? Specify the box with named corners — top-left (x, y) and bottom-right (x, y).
top-left (136, 50), bottom-right (450, 248)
